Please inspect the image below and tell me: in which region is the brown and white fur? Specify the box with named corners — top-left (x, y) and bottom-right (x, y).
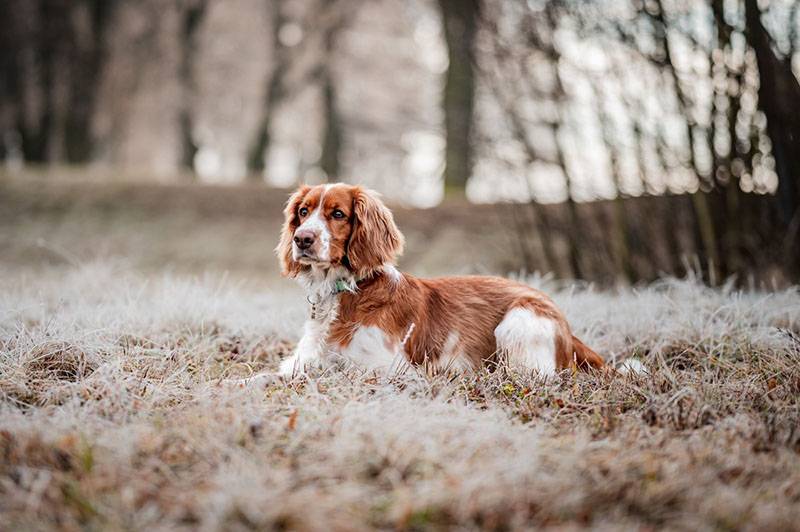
top-left (264, 183), bottom-right (604, 380)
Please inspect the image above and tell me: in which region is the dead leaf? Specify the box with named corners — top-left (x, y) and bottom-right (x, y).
top-left (287, 410), bottom-right (298, 431)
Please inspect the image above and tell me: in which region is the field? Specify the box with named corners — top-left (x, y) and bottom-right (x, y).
top-left (2, 177), bottom-right (800, 530)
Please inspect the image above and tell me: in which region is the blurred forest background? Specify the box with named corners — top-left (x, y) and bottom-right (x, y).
top-left (1, 0), bottom-right (799, 285)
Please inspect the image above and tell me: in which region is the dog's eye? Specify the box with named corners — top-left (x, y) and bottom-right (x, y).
top-left (332, 209), bottom-right (345, 219)
top-left (298, 207), bottom-right (308, 217)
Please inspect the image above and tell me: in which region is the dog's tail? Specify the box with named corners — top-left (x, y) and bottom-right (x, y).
top-left (571, 335), bottom-right (647, 375)
top-left (571, 335), bottom-right (605, 370)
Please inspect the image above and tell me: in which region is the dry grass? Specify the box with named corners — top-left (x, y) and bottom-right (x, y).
top-left (1, 262), bottom-right (800, 531)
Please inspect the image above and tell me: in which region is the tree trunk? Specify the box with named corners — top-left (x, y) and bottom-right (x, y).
top-left (316, 10), bottom-right (345, 181)
top-left (0, 0), bottom-right (23, 161)
top-left (437, 0), bottom-right (478, 195)
top-left (744, 0), bottom-right (800, 229)
top-left (594, 77), bottom-right (634, 283)
top-left (650, 0), bottom-right (721, 281)
top-left (247, 1), bottom-right (287, 176)
top-left (18, 0), bottom-right (68, 163)
top-left (178, 0), bottom-right (208, 172)
top-left (64, 0), bottom-right (116, 163)
top-left (318, 72), bottom-right (340, 180)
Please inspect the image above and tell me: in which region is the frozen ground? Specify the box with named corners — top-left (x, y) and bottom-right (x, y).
top-left (1, 261), bottom-right (799, 530)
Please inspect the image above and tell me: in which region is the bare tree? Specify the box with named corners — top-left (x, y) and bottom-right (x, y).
top-left (438, 0), bottom-right (479, 195)
top-left (0, 0), bottom-right (116, 164)
top-left (247, 0), bottom-right (353, 180)
top-left (178, 0), bottom-right (208, 172)
top-left (64, 0), bottom-right (116, 162)
top-left (744, 0), bottom-right (800, 232)
top-left (247, 0), bottom-right (288, 176)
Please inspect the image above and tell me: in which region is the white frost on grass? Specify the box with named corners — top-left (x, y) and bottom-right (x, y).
top-left (1, 263), bottom-right (799, 530)
top-left (1, 260), bottom-right (304, 341)
top-left (547, 276), bottom-right (800, 368)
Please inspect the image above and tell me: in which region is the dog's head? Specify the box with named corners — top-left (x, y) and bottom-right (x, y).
top-left (276, 184), bottom-right (404, 278)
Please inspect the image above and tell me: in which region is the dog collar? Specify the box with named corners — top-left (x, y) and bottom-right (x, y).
top-left (308, 277), bottom-right (361, 320)
top-left (333, 279), bottom-right (352, 294)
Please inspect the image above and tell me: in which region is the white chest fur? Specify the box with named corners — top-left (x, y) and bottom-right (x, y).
top-left (337, 325), bottom-right (410, 374)
top-left (281, 319), bottom-right (411, 376)
top-left (278, 265), bottom-right (348, 377)
top-left (280, 265), bottom-right (415, 377)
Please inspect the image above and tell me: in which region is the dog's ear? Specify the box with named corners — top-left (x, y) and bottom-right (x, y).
top-left (347, 187), bottom-right (404, 278)
top-left (275, 185), bottom-right (311, 277)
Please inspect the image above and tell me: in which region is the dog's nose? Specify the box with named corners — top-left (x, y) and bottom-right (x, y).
top-left (293, 230), bottom-right (316, 250)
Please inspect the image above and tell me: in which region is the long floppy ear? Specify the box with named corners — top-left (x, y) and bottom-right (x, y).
top-left (275, 185), bottom-right (311, 277)
top-left (347, 187), bottom-right (404, 278)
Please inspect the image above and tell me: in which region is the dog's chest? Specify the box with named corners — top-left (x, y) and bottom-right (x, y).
top-left (300, 297), bottom-right (405, 372)
top-left (334, 325), bottom-right (408, 372)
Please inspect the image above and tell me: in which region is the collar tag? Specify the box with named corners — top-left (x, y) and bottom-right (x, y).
top-left (334, 279), bottom-right (351, 293)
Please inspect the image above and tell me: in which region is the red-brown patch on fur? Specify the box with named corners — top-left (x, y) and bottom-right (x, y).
top-left (346, 187), bottom-right (404, 279)
top-left (330, 273), bottom-right (600, 372)
top-left (276, 185), bottom-right (311, 277)
top-left (317, 186), bottom-right (358, 265)
top-left (571, 335), bottom-right (604, 370)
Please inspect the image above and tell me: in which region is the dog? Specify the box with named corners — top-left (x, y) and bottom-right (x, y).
top-left (266, 183), bottom-right (604, 378)
top-left (238, 182), bottom-right (606, 382)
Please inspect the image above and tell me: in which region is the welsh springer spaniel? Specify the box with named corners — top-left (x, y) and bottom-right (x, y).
top-left (254, 183), bottom-right (604, 381)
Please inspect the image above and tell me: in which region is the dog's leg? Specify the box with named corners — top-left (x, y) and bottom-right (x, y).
top-left (225, 371), bottom-right (280, 390)
top-left (278, 316), bottom-right (331, 377)
top-left (225, 313), bottom-right (333, 388)
top-left (226, 324), bottom-right (328, 388)
top-left (494, 307), bottom-right (558, 376)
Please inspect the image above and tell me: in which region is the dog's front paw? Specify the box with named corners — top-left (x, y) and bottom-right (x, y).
top-left (278, 355), bottom-right (306, 379)
top-left (215, 372), bottom-right (280, 393)
top-left (278, 354), bottom-right (325, 379)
